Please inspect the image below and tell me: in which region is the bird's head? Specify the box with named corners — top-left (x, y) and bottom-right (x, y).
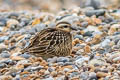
top-left (56, 22), bottom-right (76, 32)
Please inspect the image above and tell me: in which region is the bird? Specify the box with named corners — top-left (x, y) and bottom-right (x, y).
top-left (21, 21), bottom-right (75, 60)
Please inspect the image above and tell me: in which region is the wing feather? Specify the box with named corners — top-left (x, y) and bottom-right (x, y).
top-left (21, 28), bottom-right (72, 57)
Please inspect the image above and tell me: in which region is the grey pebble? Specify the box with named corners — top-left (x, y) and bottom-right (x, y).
top-left (57, 62), bottom-right (64, 66)
top-left (0, 51), bottom-right (10, 58)
top-left (57, 57), bottom-right (70, 62)
top-left (48, 67), bottom-right (55, 72)
top-left (81, 21), bottom-right (88, 27)
top-left (20, 18), bottom-right (31, 26)
top-left (27, 27), bottom-right (37, 34)
top-left (0, 59), bottom-right (13, 65)
top-left (43, 76), bottom-right (54, 80)
top-left (0, 36), bottom-right (9, 43)
top-left (74, 35), bottom-right (83, 40)
top-left (33, 23), bottom-right (47, 32)
top-left (83, 31), bottom-right (93, 37)
top-left (7, 12), bottom-right (19, 19)
top-left (63, 68), bottom-right (71, 72)
top-left (85, 0), bottom-right (101, 9)
top-left (56, 76), bottom-right (65, 80)
top-left (19, 53), bottom-right (31, 59)
top-left (25, 66), bottom-right (44, 71)
top-left (101, 39), bottom-right (111, 47)
top-left (89, 72), bottom-right (97, 80)
top-left (0, 63), bottom-right (7, 68)
top-left (0, 18), bottom-right (7, 26)
top-left (80, 72), bottom-right (89, 80)
top-left (85, 9), bottom-right (105, 17)
top-left (47, 57), bottom-right (57, 63)
top-left (69, 72), bottom-right (79, 79)
top-left (10, 72), bottom-right (17, 77)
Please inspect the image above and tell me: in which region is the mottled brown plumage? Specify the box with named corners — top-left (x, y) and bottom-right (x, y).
top-left (21, 22), bottom-right (74, 59)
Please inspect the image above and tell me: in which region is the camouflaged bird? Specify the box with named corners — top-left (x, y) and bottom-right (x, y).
top-left (21, 22), bottom-right (75, 59)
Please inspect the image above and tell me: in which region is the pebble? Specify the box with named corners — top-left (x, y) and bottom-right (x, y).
top-left (83, 31), bottom-right (93, 37)
top-left (96, 72), bottom-right (108, 78)
top-left (19, 53), bottom-right (31, 59)
top-left (75, 57), bottom-right (89, 67)
top-left (74, 35), bottom-right (83, 40)
top-left (89, 59), bottom-right (106, 66)
top-left (0, 63), bottom-right (7, 68)
top-left (80, 72), bottom-right (89, 80)
top-left (85, 0), bottom-right (101, 9)
top-left (25, 66), bottom-right (44, 71)
top-left (57, 57), bottom-right (70, 62)
top-left (89, 72), bottom-right (98, 80)
top-left (0, 36), bottom-right (9, 43)
top-left (100, 39), bottom-right (111, 47)
top-left (0, 43), bottom-right (7, 52)
top-left (81, 21), bottom-right (88, 27)
top-left (33, 23), bottom-right (47, 32)
top-left (85, 9), bottom-right (105, 17)
top-left (7, 19), bottom-right (19, 27)
top-left (0, 18), bottom-right (7, 26)
top-left (0, 51), bottom-right (10, 58)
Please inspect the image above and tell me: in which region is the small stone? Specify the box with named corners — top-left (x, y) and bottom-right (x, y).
top-left (0, 36), bottom-right (9, 43)
top-left (96, 72), bottom-right (108, 78)
top-left (47, 57), bottom-right (57, 63)
top-left (108, 24), bottom-right (120, 35)
top-left (81, 21), bottom-right (88, 27)
top-left (57, 62), bottom-right (64, 66)
top-left (57, 57), bottom-right (70, 62)
top-left (85, 0), bottom-right (101, 9)
top-left (25, 66), bottom-right (44, 71)
top-left (44, 76), bottom-right (54, 80)
top-left (83, 31), bottom-right (93, 37)
top-left (74, 35), bottom-right (83, 40)
top-left (7, 12), bottom-right (19, 19)
top-left (7, 19), bottom-right (19, 27)
top-left (89, 59), bottom-right (105, 66)
top-left (19, 53), bottom-right (31, 59)
top-left (63, 68), bottom-right (71, 72)
top-left (90, 34), bottom-right (102, 44)
top-left (10, 72), bottom-right (17, 77)
top-left (89, 72), bottom-right (97, 80)
top-left (51, 71), bottom-right (57, 77)
top-left (48, 67), bottom-right (55, 72)
top-left (0, 18), bottom-right (7, 26)
top-left (85, 9), bottom-right (105, 17)
top-left (32, 18), bottom-right (40, 26)
top-left (84, 25), bottom-right (100, 33)
top-left (75, 57), bottom-right (89, 67)
top-left (100, 39), bottom-right (111, 47)
top-left (0, 43), bottom-right (7, 53)
top-left (84, 45), bottom-right (91, 53)
top-left (80, 72), bottom-right (89, 80)
top-left (0, 63), bottom-right (6, 68)
top-left (33, 23), bottom-right (47, 32)
top-left (44, 70), bottom-right (50, 75)
top-left (10, 56), bottom-right (25, 61)
top-left (0, 51), bottom-right (10, 58)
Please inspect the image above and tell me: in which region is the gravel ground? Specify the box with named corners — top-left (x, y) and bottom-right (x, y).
top-left (0, 0), bottom-right (120, 80)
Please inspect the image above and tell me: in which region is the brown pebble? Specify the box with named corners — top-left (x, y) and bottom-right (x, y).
top-left (20, 71), bottom-right (30, 75)
top-left (96, 72), bottom-right (108, 78)
top-left (84, 45), bottom-right (91, 53)
top-left (10, 56), bottom-right (25, 61)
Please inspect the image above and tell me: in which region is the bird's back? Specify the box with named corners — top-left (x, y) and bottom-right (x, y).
top-left (21, 28), bottom-right (72, 59)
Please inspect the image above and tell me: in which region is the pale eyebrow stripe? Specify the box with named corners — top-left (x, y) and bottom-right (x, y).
top-left (56, 22), bottom-right (71, 26)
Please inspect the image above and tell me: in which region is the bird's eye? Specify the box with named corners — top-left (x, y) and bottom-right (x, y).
top-left (64, 26), bottom-right (68, 28)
